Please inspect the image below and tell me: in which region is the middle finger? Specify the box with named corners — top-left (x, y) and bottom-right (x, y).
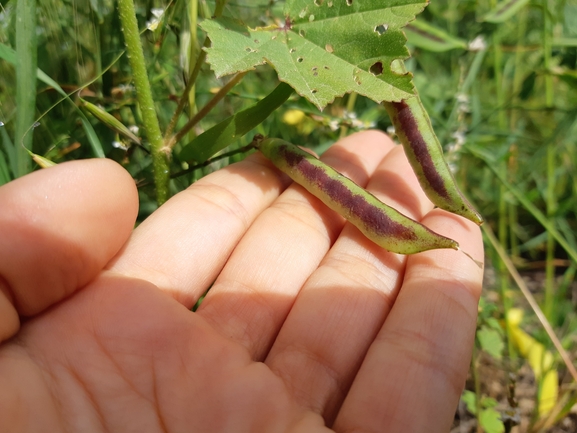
top-left (196, 131), bottom-right (394, 360)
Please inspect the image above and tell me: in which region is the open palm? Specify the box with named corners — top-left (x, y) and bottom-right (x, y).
top-left (0, 131), bottom-right (483, 432)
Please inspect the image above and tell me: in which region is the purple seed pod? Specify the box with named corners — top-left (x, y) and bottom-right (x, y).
top-left (384, 97), bottom-right (483, 226)
top-left (255, 137), bottom-right (459, 255)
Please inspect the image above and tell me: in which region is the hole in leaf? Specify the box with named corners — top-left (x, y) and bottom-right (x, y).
top-left (325, 44), bottom-right (334, 53)
top-left (254, 39), bottom-right (259, 43)
top-left (374, 24), bottom-right (388, 35)
top-left (346, 0), bottom-right (352, 5)
top-left (299, 9), bottom-right (307, 18)
top-left (297, 57), bottom-right (304, 63)
top-left (312, 89), bottom-right (318, 94)
top-left (290, 48), bottom-right (296, 53)
top-left (312, 66), bottom-right (318, 76)
top-left (299, 29), bottom-right (306, 37)
top-left (314, 0), bottom-right (323, 5)
top-left (324, 66), bottom-right (330, 70)
top-left (370, 61), bottom-right (383, 76)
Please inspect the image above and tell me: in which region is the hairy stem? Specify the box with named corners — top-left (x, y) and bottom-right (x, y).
top-left (117, 0), bottom-right (169, 205)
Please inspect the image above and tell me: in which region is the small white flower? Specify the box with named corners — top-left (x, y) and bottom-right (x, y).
top-left (147, 8), bottom-right (165, 31)
top-left (456, 93), bottom-right (469, 105)
top-left (118, 84), bottom-right (135, 94)
top-left (456, 93), bottom-right (471, 114)
top-left (386, 125), bottom-right (396, 135)
top-left (0, 121), bottom-right (4, 127)
top-left (468, 35), bottom-right (486, 52)
top-left (328, 119), bottom-right (339, 131)
top-left (129, 125), bottom-right (139, 134)
top-left (344, 111), bottom-right (357, 120)
top-left (112, 141), bottom-right (129, 150)
top-left (351, 118), bottom-right (365, 129)
top-left (451, 130), bottom-right (466, 147)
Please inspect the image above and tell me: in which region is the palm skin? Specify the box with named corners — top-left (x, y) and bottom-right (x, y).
top-left (0, 131), bottom-right (483, 433)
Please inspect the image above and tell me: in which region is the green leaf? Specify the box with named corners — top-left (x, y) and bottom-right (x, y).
top-left (179, 82), bottom-right (294, 163)
top-left (482, 0), bottom-right (530, 23)
top-left (201, 0), bottom-right (427, 109)
top-left (479, 408), bottom-right (505, 433)
top-left (462, 390), bottom-right (477, 415)
top-left (480, 396), bottom-right (499, 409)
top-left (405, 19), bottom-right (467, 52)
top-left (478, 325), bottom-right (505, 360)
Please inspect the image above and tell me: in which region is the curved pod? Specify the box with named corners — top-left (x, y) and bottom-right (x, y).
top-left (255, 138), bottom-right (459, 255)
top-left (383, 96), bottom-right (483, 226)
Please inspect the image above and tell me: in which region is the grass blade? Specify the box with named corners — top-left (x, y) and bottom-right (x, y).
top-left (0, 132), bottom-right (11, 185)
top-left (81, 99), bottom-right (141, 145)
top-left (405, 20), bottom-right (467, 52)
top-left (482, 0), bottom-right (531, 23)
top-left (14, 0), bottom-right (37, 177)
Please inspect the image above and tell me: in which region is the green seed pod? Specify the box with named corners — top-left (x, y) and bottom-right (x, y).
top-left (383, 97), bottom-right (483, 226)
top-left (255, 137), bottom-right (459, 255)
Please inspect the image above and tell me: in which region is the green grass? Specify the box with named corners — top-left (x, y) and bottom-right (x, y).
top-left (1, 0), bottom-right (576, 431)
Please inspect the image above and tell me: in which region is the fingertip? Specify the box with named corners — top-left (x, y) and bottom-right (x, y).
top-left (409, 208), bottom-right (485, 301)
top-left (0, 159), bottom-right (138, 318)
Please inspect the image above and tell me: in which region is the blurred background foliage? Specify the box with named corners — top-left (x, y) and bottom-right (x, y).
top-left (1, 0), bottom-right (577, 431)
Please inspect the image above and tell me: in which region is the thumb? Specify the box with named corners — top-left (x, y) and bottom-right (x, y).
top-left (0, 159), bottom-right (138, 342)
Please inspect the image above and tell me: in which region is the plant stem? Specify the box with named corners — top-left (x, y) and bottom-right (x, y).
top-left (490, 0), bottom-right (516, 363)
top-left (339, 92), bottom-right (357, 138)
top-left (164, 0), bottom-right (228, 142)
top-left (169, 72), bottom-right (246, 148)
top-left (171, 142), bottom-right (255, 179)
top-left (507, 7), bottom-right (528, 262)
top-left (545, 142), bottom-right (556, 320)
top-left (15, 0), bottom-right (37, 177)
top-left (117, 0), bottom-right (170, 205)
top-left (542, 0), bottom-right (556, 321)
top-left (542, 0), bottom-right (554, 108)
top-left (164, 40), bottom-right (208, 140)
top-left (187, 0), bottom-right (199, 119)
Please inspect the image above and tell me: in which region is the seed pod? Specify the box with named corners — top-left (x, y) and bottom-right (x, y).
top-left (255, 137), bottom-right (459, 255)
top-left (383, 96), bottom-right (483, 226)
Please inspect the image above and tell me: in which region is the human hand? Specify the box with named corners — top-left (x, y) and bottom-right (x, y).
top-left (0, 130), bottom-right (483, 432)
